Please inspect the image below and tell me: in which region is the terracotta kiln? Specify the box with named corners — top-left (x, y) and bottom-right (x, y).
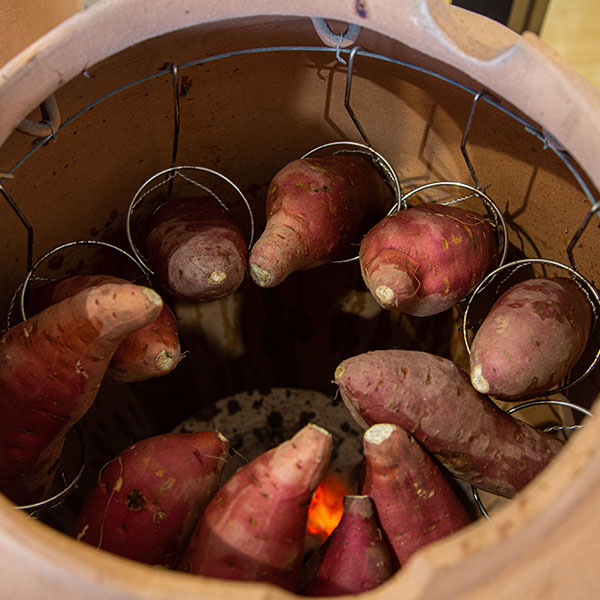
top-left (1, 0), bottom-right (600, 598)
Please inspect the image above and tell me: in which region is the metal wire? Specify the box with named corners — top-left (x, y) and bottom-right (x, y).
top-left (299, 140), bottom-right (403, 263)
top-left (473, 399), bottom-right (593, 519)
top-left (462, 258), bottom-right (600, 397)
top-left (18, 240), bottom-right (151, 322)
top-left (12, 424), bottom-right (86, 516)
top-left (398, 180), bottom-right (509, 269)
top-left (126, 165), bottom-right (256, 274)
top-left (1, 45), bottom-right (597, 278)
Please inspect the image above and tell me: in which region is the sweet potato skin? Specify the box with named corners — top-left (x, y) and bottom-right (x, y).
top-left (359, 204), bottom-right (498, 316)
top-left (334, 350), bottom-right (564, 498)
top-left (179, 423), bottom-right (333, 590)
top-left (301, 494), bottom-right (393, 596)
top-left (360, 424), bottom-right (470, 566)
top-left (146, 197), bottom-right (248, 301)
top-left (249, 154), bottom-right (394, 288)
top-left (470, 277), bottom-right (592, 399)
top-left (73, 432), bottom-right (229, 567)
top-left (29, 274), bottom-right (181, 384)
top-left (0, 283), bottom-right (163, 505)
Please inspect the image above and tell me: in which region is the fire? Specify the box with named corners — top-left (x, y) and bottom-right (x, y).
top-left (306, 473), bottom-right (349, 541)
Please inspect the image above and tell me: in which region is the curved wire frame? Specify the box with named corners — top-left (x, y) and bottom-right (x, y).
top-left (126, 165), bottom-right (255, 275)
top-left (17, 239), bottom-right (151, 322)
top-left (301, 140), bottom-right (403, 264)
top-left (472, 399), bottom-right (593, 519)
top-left (462, 258), bottom-right (600, 397)
top-left (12, 424), bottom-right (86, 516)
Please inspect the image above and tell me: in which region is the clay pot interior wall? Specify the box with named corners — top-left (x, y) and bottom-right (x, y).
top-left (0, 12), bottom-right (599, 597)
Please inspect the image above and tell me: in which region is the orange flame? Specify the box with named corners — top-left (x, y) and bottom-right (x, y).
top-left (307, 473), bottom-right (348, 541)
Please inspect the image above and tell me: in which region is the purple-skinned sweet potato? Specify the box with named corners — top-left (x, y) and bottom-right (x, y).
top-left (301, 494), bottom-right (394, 596)
top-left (179, 423), bottom-right (333, 590)
top-left (0, 282), bottom-right (163, 505)
top-left (470, 277), bottom-right (592, 399)
top-left (73, 431), bottom-right (229, 567)
top-left (249, 154), bottom-right (394, 288)
top-left (360, 424), bottom-right (470, 566)
top-left (359, 203), bottom-right (498, 316)
top-left (146, 197), bottom-right (248, 301)
top-left (334, 349), bottom-right (564, 498)
top-left (28, 274), bottom-right (181, 384)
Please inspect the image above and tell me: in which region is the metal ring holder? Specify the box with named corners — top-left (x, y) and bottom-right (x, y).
top-left (396, 179), bottom-right (509, 272)
top-left (125, 165), bottom-right (255, 276)
top-left (300, 140), bottom-right (403, 264)
top-left (8, 240), bottom-right (156, 513)
top-left (13, 239), bottom-right (151, 326)
top-left (472, 399), bottom-right (593, 519)
top-left (462, 258), bottom-right (600, 397)
top-left (12, 424), bottom-right (86, 517)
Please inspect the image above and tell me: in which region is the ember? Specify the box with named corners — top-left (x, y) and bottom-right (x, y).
top-left (306, 473), bottom-right (349, 541)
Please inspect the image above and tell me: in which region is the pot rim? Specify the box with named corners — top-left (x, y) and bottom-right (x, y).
top-left (0, 1), bottom-right (599, 598)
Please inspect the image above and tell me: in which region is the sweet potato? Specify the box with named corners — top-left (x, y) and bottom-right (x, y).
top-left (470, 277), bottom-right (592, 399)
top-left (146, 197), bottom-right (248, 301)
top-left (73, 431), bottom-right (229, 567)
top-left (0, 282), bottom-right (163, 505)
top-left (334, 349), bottom-right (564, 498)
top-left (301, 494), bottom-right (393, 596)
top-left (360, 424), bottom-right (470, 566)
top-left (359, 203), bottom-right (498, 316)
top-left (179, 423), bottom-right (333, 590)
top-left (248, 154), bottom-right (395, 288)
top-left (29, 274), bottom-right (181, 384)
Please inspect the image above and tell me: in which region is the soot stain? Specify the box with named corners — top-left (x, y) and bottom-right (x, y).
top-left (227, 399), bottom-right (241, 415)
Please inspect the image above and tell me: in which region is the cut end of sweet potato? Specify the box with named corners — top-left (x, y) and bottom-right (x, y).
top-left (363, 262), bottom-right (417, 311)
top-left (364, 423), bottom-right (396, 444)
top-left (155, 350), bottom-right (176, 372)
top-left (249, 263), bottom-right (272, 287)
top-left (208, 270), bottom-right (227, 284)
top-left (375, 285), bottom-right (395, 306)
top-left (141, 287), bottom-right (163, 307)
top-left (470, 363), bottom-right (490, 394)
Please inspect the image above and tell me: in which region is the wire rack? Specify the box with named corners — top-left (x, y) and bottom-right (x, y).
top-left (1, 19), bottom-right (598, 515)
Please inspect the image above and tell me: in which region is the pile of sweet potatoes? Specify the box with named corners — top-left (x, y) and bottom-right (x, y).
top-left (0, 149), bottom-right (592, 597)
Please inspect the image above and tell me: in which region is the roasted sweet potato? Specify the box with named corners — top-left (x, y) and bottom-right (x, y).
top-left (301, 494), bottom-right (393, 596)
top-left (248, 154), bottom-right (395, 288)
top-left (146, 197), bottom-right (248, 301)
top-left (0, 282), bottom-right (163, 505)
top-left (334, 349), bottom-right (564, 498)
top-left (29, 274), bottom-right (181, 384)
top-left (360, 423), bottom-right (470, 566)
top-left (470, 277), bottom-right (592, 399)
top-left (73, 431), bottom-right (229, 567)
top-left (179, 423), bottom-right (333, 590)
top-left (359, 203), bottom-right (498, 316)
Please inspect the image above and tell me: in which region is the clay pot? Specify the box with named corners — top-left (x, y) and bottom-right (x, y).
top-left (0, 1), bottom-right (599, 598)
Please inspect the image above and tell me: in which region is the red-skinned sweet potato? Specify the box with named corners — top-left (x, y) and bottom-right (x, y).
top-left (179, 423), bottom-right (333, 590)
top-left (28, 274), bottom-right (181, 384)
top-left (248, 154), bottom-right (395, 288)
top-left (146, 197), bottom-right (248, 301)
top-left (360, 423), bottom-right (470, 566)
top-left (334, 349), bottom-right (564, 498)
top-left (301, 494), bottom-right (394, 596)
top-left (73, 431), bottom-right (229, 567)
top-left (359, 203), bottom-right (498, 316)
top-left (0, 282), bottom-right (163, 505)
top-left (470, 277), bottom-right (592, 399)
